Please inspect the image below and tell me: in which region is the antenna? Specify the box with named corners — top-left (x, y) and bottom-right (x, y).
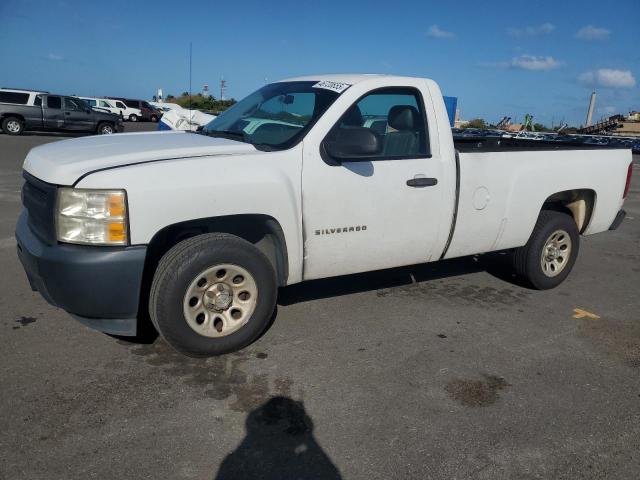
top-left (188, 42), bottom-right (193, 119)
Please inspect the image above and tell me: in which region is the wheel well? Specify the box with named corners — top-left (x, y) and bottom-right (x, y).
top-left (542, 189), bottom-right (596, 233)
top-left (2, 113), bottom-right (25, 123)
top-left (137, 214), bottom-right (289, 321)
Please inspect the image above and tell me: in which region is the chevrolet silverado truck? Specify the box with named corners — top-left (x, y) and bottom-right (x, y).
top-left (15, 75), bottom-right (633, 357)
top-left (0, 88), bottom-right (122, 135)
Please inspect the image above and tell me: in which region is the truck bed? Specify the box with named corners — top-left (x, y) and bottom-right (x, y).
top-left (443, 147), bottom-right (631, 261)
top-left (453, 133), bottom-right (638, 154)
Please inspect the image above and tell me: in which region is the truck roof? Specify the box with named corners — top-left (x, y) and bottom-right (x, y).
top-left (278, 74), bottom-right (427, 85)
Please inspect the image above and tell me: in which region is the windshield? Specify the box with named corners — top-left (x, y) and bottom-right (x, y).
top-left (202, 81), bottom-right (342, 150)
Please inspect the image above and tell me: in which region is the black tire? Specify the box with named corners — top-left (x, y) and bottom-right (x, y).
top-left (2, 117), bottom-right (24, 135)
top-left (149, 233), bottom-right (277, 357)
top-left (150, 114), bottom-right (158, 122)
top-left (128, 114), bottom-right (138, 122)
top-left (513, 210), bottom-right (579, 290)
top-left (96, 122), bottom-right (114, 135)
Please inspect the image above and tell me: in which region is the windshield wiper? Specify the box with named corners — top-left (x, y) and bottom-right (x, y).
top-left (206, 129), bottom-right (248, 143)
top-left (204, 129), bottom-right (277, 151)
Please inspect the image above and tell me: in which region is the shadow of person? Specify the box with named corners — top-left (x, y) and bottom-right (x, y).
top-left (214, 396), bottom-right (342, 480)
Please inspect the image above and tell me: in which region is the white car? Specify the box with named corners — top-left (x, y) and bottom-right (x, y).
top-left (79, 97), bottom-right (142, 122)
top-left (16, 74), bottom-right (633, 357)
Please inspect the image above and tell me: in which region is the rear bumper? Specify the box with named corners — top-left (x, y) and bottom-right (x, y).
top-left (15, 210), bottom-right (146, 336)
top-left (609, 209), bottom-right (626, 230)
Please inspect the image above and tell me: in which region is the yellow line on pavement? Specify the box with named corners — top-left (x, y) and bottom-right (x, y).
top-left (572, 308), bottom-right (601, 319)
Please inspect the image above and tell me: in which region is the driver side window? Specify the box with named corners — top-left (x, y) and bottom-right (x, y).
top-left (330, 88), bottom-right (429, 159)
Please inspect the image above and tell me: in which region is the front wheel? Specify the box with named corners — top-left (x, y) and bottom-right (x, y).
top-left (128, 114), bottom-right (138, 122)
top-left (97, 122), bottom-right (114, 135)
top-left (149, 233), bottom-right (277, 357)
top-left (512, 210), bottom-right (580, 290)
top-left (2, 117), bottom-right (24, 135)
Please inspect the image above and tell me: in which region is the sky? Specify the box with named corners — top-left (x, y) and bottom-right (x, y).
top-left (1, 0), bottom-right (638, 126)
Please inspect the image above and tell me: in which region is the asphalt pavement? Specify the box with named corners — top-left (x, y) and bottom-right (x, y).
top-left (1, 124), bottom-right (639, 479)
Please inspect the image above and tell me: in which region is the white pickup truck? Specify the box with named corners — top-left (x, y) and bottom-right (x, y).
top-left (16, 75), bottom-right (632, 357)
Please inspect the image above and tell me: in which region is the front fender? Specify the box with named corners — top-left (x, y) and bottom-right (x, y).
top-left (76, 148), bottom-right (304, 283)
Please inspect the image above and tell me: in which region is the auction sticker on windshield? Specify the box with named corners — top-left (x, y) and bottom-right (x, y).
top-left (312, 80), bottom-right (351, 93)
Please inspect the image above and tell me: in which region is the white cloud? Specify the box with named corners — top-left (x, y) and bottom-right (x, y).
top-left (578, 69), bottom-right (636, 88)
top-left (427, 25), bottom-right (455, 39)
top-left (575, 25), bottom-right (610, 41)
top-left (508, 23), bottom-right (555, 37)
top-left (47, 53), bottom-right (63, 61)
top-left (511, 55), bottom-right (562, 71)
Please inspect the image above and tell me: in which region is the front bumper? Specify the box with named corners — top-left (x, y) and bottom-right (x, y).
top-left (15, 210), bottom-right (146, 336)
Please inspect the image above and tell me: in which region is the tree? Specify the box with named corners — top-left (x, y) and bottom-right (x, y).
top-left (464, 118), bottom-right (487, 129)
top-left (166, 94), bottom-right (175, 100)
top-left (171, 93), bottom-right (236, 114)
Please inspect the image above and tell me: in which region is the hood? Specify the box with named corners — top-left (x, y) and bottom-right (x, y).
top-left (23, 131), bottom-right (258, 185)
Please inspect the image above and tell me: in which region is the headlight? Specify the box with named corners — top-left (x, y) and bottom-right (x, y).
top-left (56, 188), bottom-right (128, 245)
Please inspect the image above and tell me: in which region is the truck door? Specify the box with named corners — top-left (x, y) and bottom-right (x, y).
top-left (43, 95), bottom-right (65, 130)
top-left (63, 97), bottom-right (93, 131)
top-left (115, 101), bottom-right (127, 118)
top-left (301, 86), bottom-right (448, 280)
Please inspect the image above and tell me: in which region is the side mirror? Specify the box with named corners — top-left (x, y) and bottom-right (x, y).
top-left (324, 127), bottom-right (381, 161)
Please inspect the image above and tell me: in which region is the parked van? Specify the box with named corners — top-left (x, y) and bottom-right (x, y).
top-left (110, 98), bottom-right (161, 122)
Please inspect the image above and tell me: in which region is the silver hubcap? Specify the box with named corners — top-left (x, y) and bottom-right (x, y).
top-left (183, 264), bottom-right (258, 338)
top-left (6, 120), bottom-right (20, 133)
top-left (541, 229), bottom-right (572, 277)
top-left (101, 126), bottom-right (113, 134)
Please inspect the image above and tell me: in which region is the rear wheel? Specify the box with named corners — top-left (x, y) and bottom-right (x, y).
top-left (513, 210), bottom-right (579, 289)
top-left (149, 233), bottom-right (277, 357)
top-left (150, 114), bottom-right (158, 122)
top-left (128, 114), bottom-right (138, 122)
top-left (2, 117), bottom-right (24, 135)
